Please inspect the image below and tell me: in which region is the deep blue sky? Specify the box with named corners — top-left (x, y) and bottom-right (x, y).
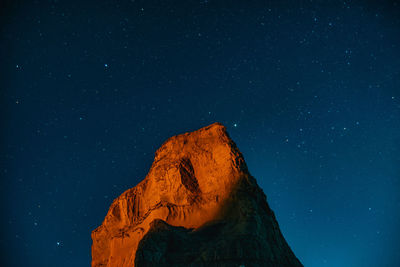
top-left (1, 1), bottom-right (399, 266)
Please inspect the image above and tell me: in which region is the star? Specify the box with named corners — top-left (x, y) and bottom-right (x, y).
top-left (233, 123), bottom-right (237, 127)
top-left (56, 241), bottom-right (61, 246)
top-left (104, 63), bottom-right (108, 68)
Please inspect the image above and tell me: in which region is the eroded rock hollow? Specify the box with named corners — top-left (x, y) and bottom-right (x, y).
top-left (92, 123), bottom-right (302, 267)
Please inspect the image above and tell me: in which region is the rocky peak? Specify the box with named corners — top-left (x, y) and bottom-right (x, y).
top-left (91, 123), bottom-right (302, 267)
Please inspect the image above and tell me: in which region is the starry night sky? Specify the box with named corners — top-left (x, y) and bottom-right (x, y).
top-left (1, 1), bottom-right (400, 266)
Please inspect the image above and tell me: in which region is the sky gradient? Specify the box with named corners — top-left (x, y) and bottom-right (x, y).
top-left (1, 1), bottom-right (400, 266)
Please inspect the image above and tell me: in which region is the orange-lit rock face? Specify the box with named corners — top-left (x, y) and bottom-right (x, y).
top-left (91, 123), bottom-right (302, 267)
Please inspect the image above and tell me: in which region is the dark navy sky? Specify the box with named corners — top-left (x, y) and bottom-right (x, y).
top-left (1, 1), bottom-right (399, 266)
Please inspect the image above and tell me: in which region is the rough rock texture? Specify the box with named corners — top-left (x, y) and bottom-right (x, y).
top-left (92, 123), bottom-right (302, 267)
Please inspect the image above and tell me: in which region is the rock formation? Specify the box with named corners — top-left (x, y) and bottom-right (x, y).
top-left (91, 122), bottom-right (302, 267)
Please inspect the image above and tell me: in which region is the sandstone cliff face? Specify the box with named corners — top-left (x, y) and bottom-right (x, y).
top-left (91, 123), bottom-right (302, 267)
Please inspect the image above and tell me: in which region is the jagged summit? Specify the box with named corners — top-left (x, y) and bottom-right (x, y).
top-left (91, 123), bottom-right (302, 267)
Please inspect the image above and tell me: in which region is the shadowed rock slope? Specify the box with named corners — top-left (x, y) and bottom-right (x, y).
top-left (92, 123), bottom-right (302, 267)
